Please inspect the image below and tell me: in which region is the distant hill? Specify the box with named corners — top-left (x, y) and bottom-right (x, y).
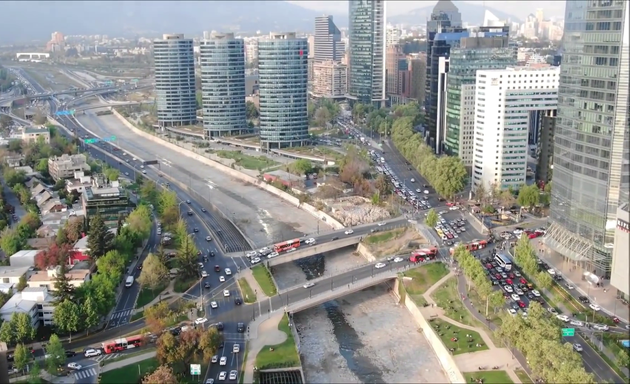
top-left (388, 2), bottom-right (521, 27)
top-left (0, 1), bottom-right (328, 44)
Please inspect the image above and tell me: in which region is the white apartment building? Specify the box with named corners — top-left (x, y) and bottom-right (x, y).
top-left (0, 287), bottom-right (56, 328)
top-left (244, 38), bottom-right (258, 64)
top-left (472, 66), bottom-right (559, 192)
top-left (311, 61), bottom-right (347, 99)
top-left (48, 153), bottom-right (90, 181)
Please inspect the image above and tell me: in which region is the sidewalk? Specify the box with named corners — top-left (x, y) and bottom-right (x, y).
top-left (242, 312), bottom-right (287, 384)
top-left (132, 279), bottom-right (183, 314)
top-left (101, 351), bottom-right (157, 373)
top-left (240, 268), bottom-right (269, 301)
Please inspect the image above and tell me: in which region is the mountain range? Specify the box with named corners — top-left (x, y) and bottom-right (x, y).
top-left (1, 1), bottom-right (520, 44)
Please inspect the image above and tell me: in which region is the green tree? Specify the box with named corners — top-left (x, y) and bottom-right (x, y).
top-left (536, 271), bottom-right (553, 291)
top-left (138, 253), bottom-right (169, 292)
top-left (95, 250), bottom-right (126, 277)
top-left (0, 320), bottom-right (15, 345)
top-left (313, 106), bottom-right (332, 127)
top-left (45, 334), bottom-right (66, 374)
top-left (425, 209), bottom-right (439, 228)
top-left (140, 181), bottom-right (159, 206)
top-left (145, 301), bottom-right (172, 334)
top-left (52, 263), bottom-right (75, 302)
top-left (158, 190), bottom-right (178, 216)
top-left (28, 361), bottom-right (41, 384)
top-left (177, 234), bottom-right (199, 278)
top-left (433, 156), bottom-right (467, 200)
top-left (292, 159), bottom-right (313, 175)
top-left (374, 174), bottom-right (391, 196)
top-left (3, 169), bottom-right (26, 187)
top-left (16, 275), bottom-right (27, 292)
top-left (0, 228), bottom-right (26, 255)
top-left (55, 227), bottom-right (69, 246)
top-left (517, 184), bottom-right (540, 209)
top-left (13, 343), bottom-right (30, 372)
top-left (87, 214), bottom-right (114, 258)
top-left (103, 168), bottom-right (120, 181)
top-left (82, 295), bottom-right (100, 334)
top-left (53, 299), bottom-right (81, 341)
top-left (35, 158), bottom-right (49, 174)
top-left (245, 101), bottom-right (259, 120)
top-left (616, 350), bottom-right (629, 370)
top-left (12, 312), bottom-right (35, 343)
top-left (126, 205), bottom-right (153, 240)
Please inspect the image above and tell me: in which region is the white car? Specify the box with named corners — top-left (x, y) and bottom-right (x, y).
top-left (229, 370), bottom-right (237, 380)
top-left (423, 190), bottom-right (429, 194)
top-left (377, 222), bottom-right (386, 226)
top-left (220, 356), bottom-right (227, 366)
top-left (547, 268), bottom-right (556, 275)
top-left (246, 251), bottom-right (258, 258)
top-left (84, 348), bottom-right (101, 358)
top-left (511, 294), bottom-right (520, 301)
top-left (258, 247), bottom-right (270, 254)
top-left (206, 236), bottom-right (212, 241)
top-left (223, 289), bottom-right (230, 297)
top-left (219, 276), bottom-right (225, 282)
top-left (556, 314), bottom-right (570, 322)
top-left (206, 379), bottom-right (215, 384)
top-left (195, 317), bottom-right (208, 325)
top-left (303, 282), bottom-right (315, 289)
top-left (210, 301), bottom-right (218, 309)
top-left (233, 344), bottom-right (240, 353)
top-left (219, 371), bottom-right (227, 381)
top-left (508, 308), bottom-right (517, 316)
top-left (304, 238), bottom-right (315, 245)
top-left (267, 252), bottom-right (279, 259)
top-left (589, 303), bottom-right (601, 311)
top-left (393, 257), bottom-right (404, 263)
top-left (224, 268), bottom-right (232, 275)
top-left (374, 262), bottom-right (386, 269)
top-left (201, 270), bottom-right (208, 278)
top-left (532, 290), bottom-right (541, 297)
top-left (593, 323), bottom-right (609, 331)
top-left (345, 229), bottom-right (354, 235)
top-left (547, 307), bottom-right (558, 315)
top-left (211, 355), bottom-right (219, 363)
top-left (251, 257), bottom-right (261, 264)
top-left (132, 157), bottom-right (136, 161)
top-left (504, 285), bottom-right (513, 293)
top-left (67, 362), bottom-right (82, 370)
top-left (142, 170), bottom-right (147, 174)
top-left (570, 320), bottom-right (584, 327)
top-left (573, 343), bottom-right (583, 352)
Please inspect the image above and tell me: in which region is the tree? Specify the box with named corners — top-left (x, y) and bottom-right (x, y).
top-left (28, 361), bottom-right (41, 384)
top-left (158, 190), bottom-right (178, 216)
top-left (517, 184), bottom-right (540, 209)
top-left (536, 271), bottom-right (553, 291)
top-left (145, 301), bottom-right (172, 334)
top-left (0, 114), bottom-right (12, 130)
top-left (16, 275), bottom-right (27, 292)
top-left (292, 159), bottom-right (313, 175)
top-left (12, 313), bottom-right (35, 344)
top-left (0, 320), bottom-right (15, 345)
top-left (499, 189), bottom-right (515, 208)
top-left (64, 217), bottom-right (84, 243)
top-left (87, 214), bottom-right (114, 258)
top-left (140, 181), bottom-right (159, 206)
top-left (374, 175), bottom-right (391, 196)
top-left (3, 169), bottom-right (26, 187)
top-left (313, 106), bottom-right (332, 127)
top-left (177, 234), bottom-right (199, 277)
top-left (138, 253), bottom-right (169, 292)
top-left (95, 250), bottom-right (126, 277)
top-left (35, 243), bottom-right (72, 270)
top-left (142, 365), bottom-right (178, 384)
top-left (35, 158), bottom-right (49, 175)
top-left (45, 334), bottom-right (66, 374)
top-left (433, 156), bottom-right (467, 200)
top-left (52, 263), bottom-right (75, 302)
top-left (425, 209), bottom-right (439, 228)
top-left (13, 343), bottom-right (30, 372)
top-left (103, 168), bottom-right (119, 181)
top-left (0, 228), bottom-right (26, 256)
top-left (616, 350), bottom-right (629, 370)
top-left (53, 299), bottom-right (81, 341)
top-left (245, 101), bottom-right (259, 120)
top-left (55, 227), bottom-right (69, 246)
top-left (82, 295), bottom-right (100, 333)
top-left (199, 327), bottom-right (223, 362)
top-left (475, 183), bottom-right (488, 205)
top-left (126, 205), bottom-right (152, 240)
top-left (156, 332), bottom-right (180, 365)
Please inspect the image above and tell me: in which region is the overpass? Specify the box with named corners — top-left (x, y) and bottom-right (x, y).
top-left (267, 235), bottom-right (364, 266)
top-left (16, 52), bottom-right (50, 60)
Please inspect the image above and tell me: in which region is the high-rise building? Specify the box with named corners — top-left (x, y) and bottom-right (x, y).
top-left (312, 61), bottom-right (347, 99)
top-left (536, 110), bottom-right (556, 185)
top-left (407, 53), bottom-right (427, 106)
top-left (244, 39), bottom-right (258, 65)
top-left (545, 0), bottom-right (629, 278)
top-left (314, 15), bottom-right (341, 63)
top-left (258, 32), bottom-right (309, 149)
top-left (153, 34), bottom-right (196, 127)
top-left (385, 45), bottom-right (405, 96)
top-left (199, 32), bottom-right (247, 139)
top-left (444, 35), bottom-right (515, 168)
top-left (50, 31), bottom-right (64, 45)
top-left (611, 203), bottom-right (629, 301)
top-left (347, 0), bottom-right (386, 107)
top-left (472, 66), bottom-right (559, 192)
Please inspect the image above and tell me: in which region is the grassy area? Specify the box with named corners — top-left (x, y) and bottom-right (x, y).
top-left (131, 310), bottom-right (144, 321)
top-left (216, 150), bottom-right (279, 171)
top-left (364, 228), bottom-right (405, 245)
top-left (515, 368), bottom-right (534, 383)
top-left (238, 278), bottom-right (257, 303)
top-left (463, 371), bottom-right (514, 383)
top-left (251, 265), bottom-right (277, 296)
top-left (255, 314), bottom-right (300, 369)
top-left (174, 275), bottom-right (198, 293)
top-left (135, 282), bottom-right (168, 308)
top-left (468, 287), bottom-right (503, 327)
top-left (101, 348), bottom-right (157, 366)
top-left (100, 357), bottom-right (159, 382)
top-left (401, 263), bottom-right (449, 306)
top-left (431, 277), bottom-right (476, 326)
top-left (429, 318), bottom-right (488, 355)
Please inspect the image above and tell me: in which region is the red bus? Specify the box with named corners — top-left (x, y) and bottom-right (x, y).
top-left (102, 334), bottom-right (144, 354)
top-left (450, 240), bottom-right (488, 254)
top-left (274, 239), bottom-right (301, 253)
top-left (410, 247), bottom-right (438, 263)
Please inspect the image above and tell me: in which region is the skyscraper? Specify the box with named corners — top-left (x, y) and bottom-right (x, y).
top-left (153, 33), bottom-right (196, 127)
top-left (200, 32), bottom-right (247, 139)
top-left (314, 15), bottom-right (341, 63)
top-left (258, 32), bottom-right (309, 149)
top-left (347, 0), bottom-right (386, 107)
top-left (545, 0), bottom-right (629, 277)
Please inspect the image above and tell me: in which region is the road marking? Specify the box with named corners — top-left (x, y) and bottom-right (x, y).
top-left (74, 367), bottom-right (97, 380)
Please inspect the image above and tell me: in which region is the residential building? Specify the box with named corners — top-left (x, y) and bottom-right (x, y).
top-left (15, 126), bottom-right (50, 144)
top-left (472, 66), bottom-right (560, 192)
top-left (26, 265), bottom-right (91, 291)
top-left (200, 32), bottom-right (248, 139)
top-left (8, 250), bottom-right (43, 268)
top-left (610, 203), bottom-right (629, 301)
top-left (535, 110), bottom-right (556, 185)
top-left (153, 33), bottom-right (196, 127)
top-left (82, 176), bottom-right (129, 228)
top-left (545, 0), bottom-right (629, 278)
top-left (0, 266), bottom-right (29, 288)
top-left (48, 153), bottom-right (90, 181)
top-left (314, 15), bottom-right (341, 63)
top-left (4, 154), bottom-right (23, 168)
top-left (0, 287), bottom-right (56, 328)
top-left (244, 38), bottom-right (258, 65)
top-left (65, 171), bottom-right (93, 194)
top-left (444, 42), bottom-right (515, 168)
top-left (347, 0), bottom-right (386, 107)
top-left (258, 32), bottom-right (309, 149)
top-left (386, 26), bottom-right (402, 47)
top-left (311, 61), bottom-right (347, 99)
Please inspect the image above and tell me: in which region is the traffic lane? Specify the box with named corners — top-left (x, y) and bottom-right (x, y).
top-left (563, 334), bottom-right (623, 383)
top-left (207, 340), bottom-right (243, 383)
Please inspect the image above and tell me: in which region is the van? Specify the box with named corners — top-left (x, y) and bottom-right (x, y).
top-left (125, 276), bottom-right (134, 288)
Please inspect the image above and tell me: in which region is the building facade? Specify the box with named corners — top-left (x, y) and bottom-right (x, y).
top-left (153, 33), bottom-right (196, 127)
top-left (472, 66), bottom-right (559, 192)
top-left (312, 61), bottom-right (347, 99)
top-left (314, 15), bottom-right (341, 63)
top-left (258, 33), bottom-right (309, 149)
top-left (48, 154), bottom-right (90, 181)
top-left (408, 53), bottom-right (427, 105)
top-left (536, 109), bottom-right (556, 185)
top-left (199, 32), bottom-right (248, 139)
top-left (545, 0), bottom-right (629, 277)
top-left (0, 287), bottom-right (55, 328)
top-left (82, 183), bottom-right (129, 228)
top-left (610, 203), bottom-right (629, 301)
top-left (347, 0), bottom-right (386, 107)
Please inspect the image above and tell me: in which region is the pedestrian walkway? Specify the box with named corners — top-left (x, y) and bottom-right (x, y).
top-left (74, 366), bottom-right (98, 380)
top-left (100, 351), bottom-right (157, 373)
top-left (242, 312), bottom-right (287, 384)
top-left (132, 279), bottom-right (181, 313)
top-left (240, 268), bottom-right (268, 301)
top-left (94, 352), bottom-right (123, 362)
top-left (419, 271), bottom-right (522, 383)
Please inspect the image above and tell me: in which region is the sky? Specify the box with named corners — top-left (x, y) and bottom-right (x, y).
top-left (288, 0), bottom-right (567, 21)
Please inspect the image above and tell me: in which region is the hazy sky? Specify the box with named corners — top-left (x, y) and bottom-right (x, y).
top-left (288, 1), bottom-right (567, 21)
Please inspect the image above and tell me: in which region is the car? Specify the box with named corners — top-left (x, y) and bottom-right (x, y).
top-left (267, 251), bottom-right (279, 258)
top-left (511, 294), bottom-right (520, 301)
top-left (508, 308), bottom-right (517, 316)
top-left (64, 350), bottom-right (77, 357)
top-left (532, 290), bottom-right (541, 297)
top-left (423, 190), bottom-right (429, 194)
top-left (303, 282), bottom-right (315, 289)
top-left (142, 170), bottom-right (147, 174)
top-left (84, 348), bottom-right (101, 358)
top-left (565, 282), bottom-right (574, 290)
top-left (589, 303), bottom-right (601, 311)
top-left (556, 314), bottom-right (570, 322)
top-left (246, 251), bottom-right (258, 258)
top-left (250, 257), bottom-right (261, 264)
top-left (195, 317), bottom-right (208, 325)
top-left (193, 228), bottom-right (199, 233)
top-left (517, 301), bottom-right (526, 308)
top-left (504, 285), bottom-right (513, 293)
top-left (124, 172), bottom-right (129, 176)
top-left (570, 320), bottom-right (584, 327)
top-left (233, 344), bottom-right (240, 353)
top-left (223, 289), bottom-right (230, 297)
top-left (393, 257), bottom-right (404, 263)
top-left (374, 262), bottom-right (386, 269)
top-left (215, 265), bottom-right (221, 272)
top-left (219, 275), bottom-right (225, 282)
top-left (225, 268), bottom-right (232, 275)
top-left (219, 371), bottom-right (227, 381)
top-left (234, 298), bottom-right (243, 305)
top-left (258, 247), bottom-right (270, 254)
top-left (237, 322), bottom-right (245, 333)
top-left (331, 236), bottom-right (339, 241)
top-left (220, 356), bottom-right (227, 366)
top-left (186, 200), bottom-right (191, 204)
top-left (344, 229), bottom-right (354, 235)
top-left (201, 270), bottom-right (208, 278)
top-left (204, 282), bottom-right (211, 289)
top-left (206, 379), bottom-right (215, 384)
top-left (547, 307), bottom-right (558, 315)
top-left (206, 236), bottom-right (212, 241)
top-left (578, 295), bottom-right (590, 304)
top-left (573, 343), bottom-right (583, 352)
top-left (198, 262), bottom-right (205, 269)
top-left (229, 370), bottom-right (237, 380)
top-left (592, 323), bottom-right (609, 331)
top-left (201, 208), bottom-right (207, 212)
top-left (210, 301), bottom-right (218, 309)
top-left (377, 222), bottom-right (386, 226)
top-left (514, 270), bottom-right (521, 277)
top-left (515, 288), bottom-right (524, 296)
top-left (67, 362), bottom-right (82, 370)
top-left (304, 238), bottom-right (316, 245)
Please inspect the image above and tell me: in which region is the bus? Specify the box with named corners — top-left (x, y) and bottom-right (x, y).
top-left (462, 240), bottom-right (488, 252)
top-left (410, 247), bottom-right (438, 263)
top-left (494, 252), bottom-right (513, 271)
top-left (274, 239), bottom-right (301, 253)
top-left (102, 334), bottom-right (144, 354)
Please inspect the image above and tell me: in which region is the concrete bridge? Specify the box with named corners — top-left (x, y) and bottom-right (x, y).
top-left (267, 235), bottom-right (363, 267)
top-left (16, 52), bottom-right (50, 61)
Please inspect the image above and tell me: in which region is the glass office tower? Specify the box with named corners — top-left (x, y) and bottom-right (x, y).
top-left (546, 0), bottom-right (629, 277)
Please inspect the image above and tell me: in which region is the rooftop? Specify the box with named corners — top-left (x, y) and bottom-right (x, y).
top-left (0, 266), bottom-right (30, 278)
top-left (28, 267), bottom-right (90, 282)
top-left (9, 250), bottom-right (42, 259)
top-left (0, 287), bottom-right (54, 316)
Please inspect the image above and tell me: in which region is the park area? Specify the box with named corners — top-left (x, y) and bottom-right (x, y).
top-left (464, 370), bottom-right (514, 384)
top-left (216, 150), bottom-right (278, 171)
top-left (252, 265), bottom-right (277, 296)
top-left (238, 278), bottom-right (256, 303)
top-left (400, 262), bottom-right (449, 305)
top-left (428, 318), bottom-right (488, 355)
top-left (255, 314), bottom-right (300, 369)
top-left (100, 357), bottom-right (159, 383)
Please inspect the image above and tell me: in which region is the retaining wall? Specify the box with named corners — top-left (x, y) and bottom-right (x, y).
top-left (392, 278), bottom-right (467, 384)
top-left (356, 243), bottom-right (377, 262)
top-left (111, 109), bottom-right (344, 231)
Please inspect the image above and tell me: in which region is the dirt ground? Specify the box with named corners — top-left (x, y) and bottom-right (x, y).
top-left (294, 284), bottom-right (450, 383)
top-left (368, 227), bottom-right (425, 257)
